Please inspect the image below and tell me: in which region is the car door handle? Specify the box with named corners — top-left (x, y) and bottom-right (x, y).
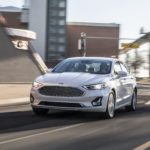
top-left (122, 78), bottom-right (126, 80)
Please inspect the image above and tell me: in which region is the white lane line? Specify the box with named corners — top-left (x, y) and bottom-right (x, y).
top-left (145, 100), bottom-right (150, 105)
top-left (138, 100), bottom-right (150, 105)
top-left (145, 101), bottom-right (150, 105)
top-left (0, 123), bottom-right (84, 145)
top-left (137, 101), bottom-right (145, 104)
top-left (134, 141), bottom-right (150, 150)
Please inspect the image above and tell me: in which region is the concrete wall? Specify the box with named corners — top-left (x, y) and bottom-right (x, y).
top-left (0, 27), bottom-right (42, 82)
top-left (29, 0), bottom-right (47, 60)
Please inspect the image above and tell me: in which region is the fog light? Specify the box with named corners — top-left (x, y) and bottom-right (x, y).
top-left (30, 94), bottom-right (34, 103)
top-left (92, 97), bottom-right (102, 106)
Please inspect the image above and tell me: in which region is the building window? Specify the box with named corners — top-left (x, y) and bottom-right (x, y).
top-left (49, 27), bottom-right (57, 33)
top-left (58, 37), bottom-right (65, 43)
top-left (49, 19), bottom-right (57, 25)
top-left (49, 10), bottom-right (57, 16)
top-left (58, 28), bottom-right (65, 34)
top-left (59, 1), bottom-right (66, 7)
top-left (49, 0), bottom-right (58, 7)
top-left (58, 45), bottom-right (65, 52)
top-left (58, 10), bottom-right (65, 17)
top-left (49, 36), bottom-right (57, 42)
top-left (58, 20), bottom-right (65, 25)
top-left (49, 44), bottom-right (56, 51)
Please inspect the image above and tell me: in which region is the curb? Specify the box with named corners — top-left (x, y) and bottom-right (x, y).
top-left (0, 97), bottom-right (30, 107)
top-left (0, 83), bottom-right (32, 84)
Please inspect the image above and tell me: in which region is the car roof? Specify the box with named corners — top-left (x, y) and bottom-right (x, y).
top-left (66, 57), bottom-right (118, 62)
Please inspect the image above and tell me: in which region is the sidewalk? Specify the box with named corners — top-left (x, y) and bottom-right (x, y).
top-left (0, 84), bottom-right (31, 107)
top-left (137, 78), bottom-right (150, 85)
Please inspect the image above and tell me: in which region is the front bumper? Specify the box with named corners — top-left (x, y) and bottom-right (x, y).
top-left (30, 86), bottom-right (110, 113)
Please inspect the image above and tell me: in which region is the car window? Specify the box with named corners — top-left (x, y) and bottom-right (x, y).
top-left (114, 62), bottom-right (122, 74)
top-left (120, 63), bottom-right (129, 74)
top-left (52, 59), bottom-right (112, 74)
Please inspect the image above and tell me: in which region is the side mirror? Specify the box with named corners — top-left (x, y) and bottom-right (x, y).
top-left (116, 71), bottom-right (127, 77)
top-left (46, 68), bottom-right (53, 73)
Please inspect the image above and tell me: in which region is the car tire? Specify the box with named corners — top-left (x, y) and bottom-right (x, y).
top-left (125, 90), bottom-right (137, 111)
top-left (105, 92), bottom-right (115, 119)
top-left (32, 107), bottom-right (49, 115)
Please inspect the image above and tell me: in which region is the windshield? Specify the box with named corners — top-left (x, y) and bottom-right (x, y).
top-left (52, 59), bottom-right (112, 74)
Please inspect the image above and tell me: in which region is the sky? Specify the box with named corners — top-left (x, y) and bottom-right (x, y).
top-left (0, 0), bottom-right (150, 40)
top-left (0, 0), bottom-right (23, 8)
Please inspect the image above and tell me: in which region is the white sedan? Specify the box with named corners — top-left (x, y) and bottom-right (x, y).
top-left (30, 57), bottom-right (137, 118)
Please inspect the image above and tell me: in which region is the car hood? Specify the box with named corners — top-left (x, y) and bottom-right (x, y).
top-left (36, 72), bottom-right (111, 86)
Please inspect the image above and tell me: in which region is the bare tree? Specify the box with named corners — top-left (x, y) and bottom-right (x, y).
top-left (130, 55), bottom-right (145, 76)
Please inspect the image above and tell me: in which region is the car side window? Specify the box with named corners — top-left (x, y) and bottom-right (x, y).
top-left (114, 62), bottom-right (122, 75)
top-left (120, 63), bottom-right (129, 74)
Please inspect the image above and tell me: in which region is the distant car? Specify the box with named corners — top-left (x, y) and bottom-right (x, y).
top-left (30, 57), bottom-right (137, 118)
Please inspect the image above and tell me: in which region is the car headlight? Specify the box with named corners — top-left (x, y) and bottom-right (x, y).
top-left (83, 83), bottom-right (107, 90)
top-left (32, 81), bottom-right (43, 89)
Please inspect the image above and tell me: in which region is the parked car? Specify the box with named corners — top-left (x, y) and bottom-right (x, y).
top-left (30, 57), bottom-right (137, 118)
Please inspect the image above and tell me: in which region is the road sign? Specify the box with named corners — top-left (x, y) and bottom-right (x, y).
top-left (121, 43), bottom-right (140, 49)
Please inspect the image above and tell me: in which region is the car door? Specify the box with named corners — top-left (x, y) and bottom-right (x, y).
top-left (113, 62), bottom-right (126, 107)
top-left (120, 62), bottom-right (134, 103)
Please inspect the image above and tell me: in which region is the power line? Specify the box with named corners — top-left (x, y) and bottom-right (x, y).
top-left (86, 36), bottom-right (136, 40)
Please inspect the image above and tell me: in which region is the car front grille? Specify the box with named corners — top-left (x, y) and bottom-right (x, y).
top-left (39, 101), bottom-right (82, 108)
top-left (38, 86), bottom-right (84, 97)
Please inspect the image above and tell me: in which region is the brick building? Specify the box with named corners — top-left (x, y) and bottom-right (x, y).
top-left (67, 22), bottom-right (120, 58)
top-left (0, 6), bottom-right (27, 29)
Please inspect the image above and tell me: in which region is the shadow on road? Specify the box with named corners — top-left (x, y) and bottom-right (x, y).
top-left (0, 108), bottom-right (107, 134)
top-left (0, 102), bottom-right (150, 135)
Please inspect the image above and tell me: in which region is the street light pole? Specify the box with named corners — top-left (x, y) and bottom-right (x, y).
top-left (78, 32), bottom-right (87, 57)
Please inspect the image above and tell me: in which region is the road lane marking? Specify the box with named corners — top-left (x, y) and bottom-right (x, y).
top-left (0, 123), bottom-right (84, 145)
top-left (134, 141), bottom-right (150, 150)
top-left (137, 101), bottom-right (146, 104)
top-left (145, 100), bottom-right (150, 105)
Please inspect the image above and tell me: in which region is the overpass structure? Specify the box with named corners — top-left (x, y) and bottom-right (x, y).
top-left (0, 27), bottom-right (48, 83)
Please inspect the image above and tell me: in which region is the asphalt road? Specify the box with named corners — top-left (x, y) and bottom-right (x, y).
top-left (0, 85), bottom-right (150, 150)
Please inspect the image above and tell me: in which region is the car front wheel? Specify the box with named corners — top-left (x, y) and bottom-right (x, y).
top-left (105, 92), bottom-right (115, 119)
top-left (32, 106), bottom-right (49, 115)
top-left (125, 90), bottom-right (137, 111)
